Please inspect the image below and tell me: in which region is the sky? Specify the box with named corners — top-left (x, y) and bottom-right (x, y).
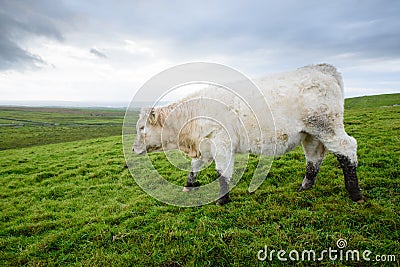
top-left (0, 0), bottom-right (400, 104)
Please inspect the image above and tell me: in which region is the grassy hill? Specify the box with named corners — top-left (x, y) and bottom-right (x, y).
top-left (344, 93), bottom-right (400, 109)
top-left (0, 95), bottom-right (399, 266)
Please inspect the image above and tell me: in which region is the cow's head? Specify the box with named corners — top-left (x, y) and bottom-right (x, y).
top-left (132, 107), bottom-right (164, 155)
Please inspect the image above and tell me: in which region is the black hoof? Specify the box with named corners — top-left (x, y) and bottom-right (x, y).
top-left (182, 187), bottom-right (193, 192)
top-left (298, 186), bottom-right (305, 192)
top-left (183, 181), bottom-right (200, 192)
top-left (355, 196), bottom-right (366, 204)
top-left (350, 192), bottom-right (365, 203)
top-left (182, 186), bottom-right (199, 192)
top-left (298, 185), bottom-right (313, 192)
top-left (216, 194), bottom-right (230, 206)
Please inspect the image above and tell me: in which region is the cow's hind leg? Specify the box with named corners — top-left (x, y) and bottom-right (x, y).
top-left (298, 134), bottom-right (326, 192)
top-left (318, 129), bottom-right (365, 202)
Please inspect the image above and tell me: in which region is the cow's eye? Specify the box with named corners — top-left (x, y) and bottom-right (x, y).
top-left (139, 126), bottom-right (145, 131)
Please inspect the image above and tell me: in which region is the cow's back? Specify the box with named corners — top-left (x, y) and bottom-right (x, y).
top-left (181, 64), bottom-right (345, 156)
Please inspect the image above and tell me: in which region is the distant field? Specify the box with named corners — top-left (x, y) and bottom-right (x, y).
top-left (0, 107), bottom-right (132, 150)
top-left (0, 95), bottom-right (399, 266)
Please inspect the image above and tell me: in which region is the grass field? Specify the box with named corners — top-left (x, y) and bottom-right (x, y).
top-left (0, 94), bottom-right (399, 266)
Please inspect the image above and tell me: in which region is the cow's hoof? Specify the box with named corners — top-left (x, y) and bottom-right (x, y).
top-left (349, 190), bottom-right (365, 203)
top-left (356, 196), bottom-right (366, 204)
top-left (216, 195), bottom-right (230, 206)
top-left (298, 186), bottom-right (312, 192)
top-left (182, 186), bottom-right (199, 192)
top-left (182, 187), bottom-right (193, 192)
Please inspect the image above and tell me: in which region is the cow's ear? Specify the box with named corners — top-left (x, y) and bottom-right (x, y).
top-left (148, 108), bottom-right (157, 125)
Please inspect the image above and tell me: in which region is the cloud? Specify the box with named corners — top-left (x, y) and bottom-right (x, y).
top-left (2, 0), bottom-right (400, 71)
top-left (0, 0), bottom-right (399, 102)
top-left (78, 0), bottom-right (400, 61)
top-left (90, 48), bottom-right (107, 58)
top-left (0, 0), bottom-right (72, 70)
top-left (0, 37), bottom-right (46, 69)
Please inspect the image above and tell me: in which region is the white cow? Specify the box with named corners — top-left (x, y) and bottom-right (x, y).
top-left (133, 64), bottom-right (365, 205)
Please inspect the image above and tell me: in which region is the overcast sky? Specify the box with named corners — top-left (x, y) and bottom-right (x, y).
top-left (0, 0), bottom-right (399, 103)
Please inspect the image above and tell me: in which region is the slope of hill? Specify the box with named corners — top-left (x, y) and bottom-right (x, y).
top-left (345, 93), bottom-right (400, 109)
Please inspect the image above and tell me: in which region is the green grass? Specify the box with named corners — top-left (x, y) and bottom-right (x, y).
top-left (0, 95), bottom-right (399, 266)
top-left (344, 93), bottom-right (400, 110)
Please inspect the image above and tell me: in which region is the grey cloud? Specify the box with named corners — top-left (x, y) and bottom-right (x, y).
top-left (91, 0), bottom-right (400, 61)
top-left (90, 48), bottom-right (107, 58)
top-left (0, 0), bottom-right (72, 70)
top-left (0, 37), bottom-right (45, 69)
top-left (2, 0), bottom-right (400, 74)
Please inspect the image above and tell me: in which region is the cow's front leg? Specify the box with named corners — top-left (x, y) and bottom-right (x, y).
top-left (216, 170), bottom-right (230, 205)
top-left (183, 171), bottom-right (198, 192)
top-left (183, 158), bottom-right (208, 192)
top-left (215, 151), bottom-right (234, 206)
